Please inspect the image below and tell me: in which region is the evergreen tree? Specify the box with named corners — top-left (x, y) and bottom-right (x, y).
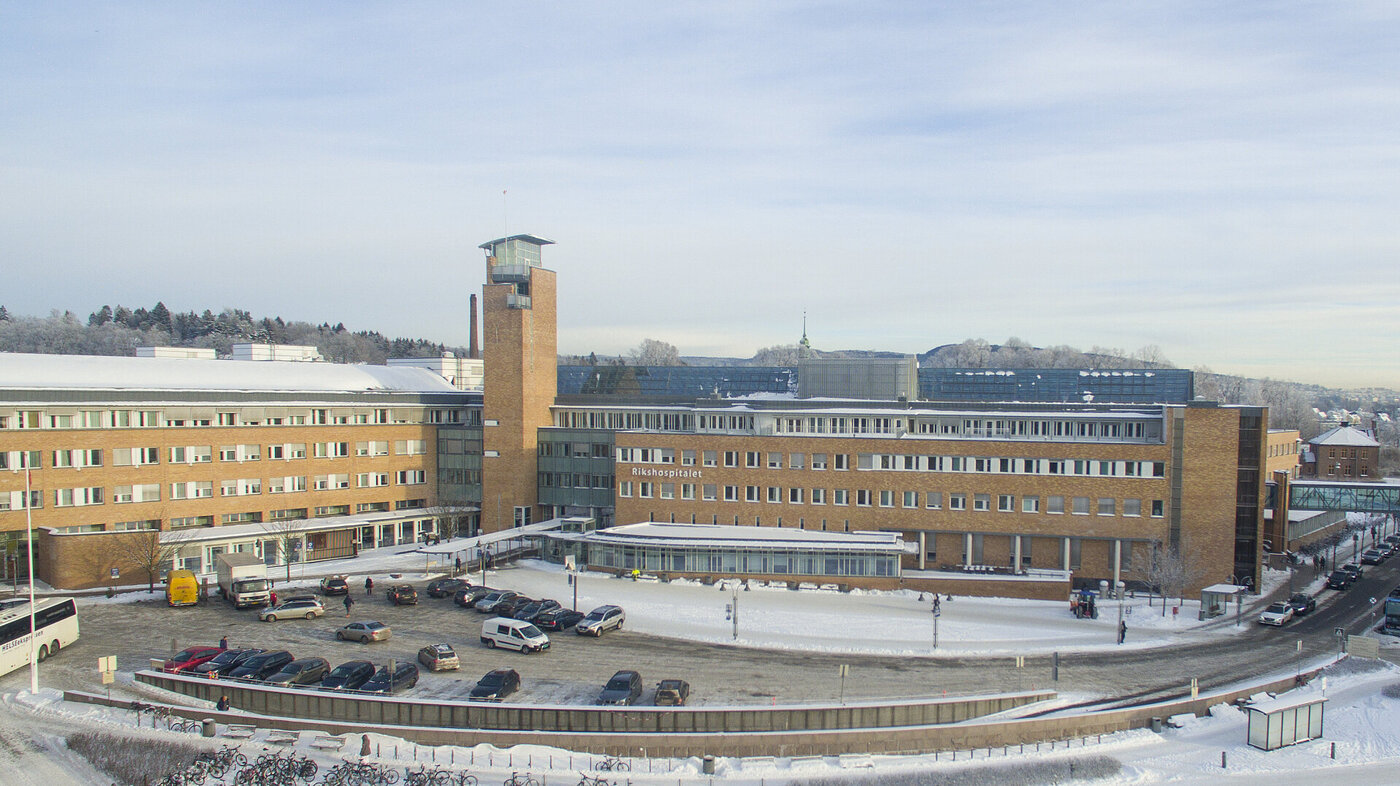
top-left (150, 301), bottom-right (172, 332)
top-left (0, 305), bottom-right (8, 321)
top-left (89, 305), bottom-right (113, 326)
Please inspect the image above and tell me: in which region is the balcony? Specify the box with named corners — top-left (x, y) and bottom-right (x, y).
top-left (506, 293), bottom-right (532, 310)
top-left (490, 262), bottom-right (532, 283)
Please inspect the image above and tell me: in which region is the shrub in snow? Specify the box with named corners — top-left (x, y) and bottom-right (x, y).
top-left (66, 731), bottom-right (204, 785)
top-left (1382, 682), bottom-right (1400, 700)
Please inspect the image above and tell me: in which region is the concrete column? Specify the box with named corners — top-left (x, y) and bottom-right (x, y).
top-left (1062, 537), bottom-right (1071, 572)
top-left (1012, 535), bottom-right (1022, 572)
top-left (964, 533), bottom-right (974, 566)
top-left (918, 532), bottom-right (927, 571)
top-left (1113, 540), bottom-right (1123, 588)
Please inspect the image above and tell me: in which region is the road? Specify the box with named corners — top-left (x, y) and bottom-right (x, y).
top-left (3, 558), bottom-right (1396, 710)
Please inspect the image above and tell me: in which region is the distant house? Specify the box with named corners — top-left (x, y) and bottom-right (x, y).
top-left (1302, 424), bottom-right (1380, 481)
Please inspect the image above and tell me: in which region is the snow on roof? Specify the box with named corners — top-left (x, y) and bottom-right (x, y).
top-left (1309, 425), bottom-right (1379, 447)
top-left (582, 522), bottom-right (905, 552)
top-left (0, 352), bottom-right (461, 395)
top-left (1247, 691), bottom-right (1327, 714)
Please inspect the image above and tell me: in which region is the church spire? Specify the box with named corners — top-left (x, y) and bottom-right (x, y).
top-left (798, 311), bottom-right (813, 359)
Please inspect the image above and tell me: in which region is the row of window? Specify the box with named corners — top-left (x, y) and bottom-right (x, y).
top-left (0, 441), bottom-right (430, 471)
top-left (50, 498), bottom-right (433, 533)
top-left (616, 447), bottom-right (1166, 479)
top-left (616, 481), bottom-right (1165, 518)
top-left (0, 471), bottom-right (427, 510)
top-left (539, 473), bottom-right (616, 490)
top-left (1, 408), bottom-right (466, 430)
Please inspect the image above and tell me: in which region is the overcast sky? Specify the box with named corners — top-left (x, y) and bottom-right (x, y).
top-left (3, 3), bottom-right (1398, 389)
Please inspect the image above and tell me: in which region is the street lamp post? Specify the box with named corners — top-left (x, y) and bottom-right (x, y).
top-left (931, 595), bottom-right (941, 651)
top-left (725, 587), bottom-right (739, 640)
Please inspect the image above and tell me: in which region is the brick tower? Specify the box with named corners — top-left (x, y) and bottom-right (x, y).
top-left (480, 234), bottom-right (556, 532)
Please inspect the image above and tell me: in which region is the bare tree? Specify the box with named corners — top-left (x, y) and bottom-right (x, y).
top-left (105, 528), bottom-right (190, 593)
top-left (751, 343), bottom-right (801, 365)
top-left (1145, 541), bottom-right (1206, 615)
top-left (627, 338), bottom-right (683, 366)
top-left (259, 519), bottom-right (305, 581)
top-left (423, 502), bottom-right (478, 539)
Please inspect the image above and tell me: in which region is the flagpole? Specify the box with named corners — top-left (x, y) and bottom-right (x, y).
top-left (25, 465), bottom-right (38, 694)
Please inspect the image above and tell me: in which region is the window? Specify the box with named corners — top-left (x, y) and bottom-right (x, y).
top-left (170, 515), bottom-right (212, 529)
top-left (833, 489), bottom-right (849, 506)
top-left (681, 450), bottom-right (696, 466)
top-left (998, 494), bottom-right (1014, 512)
top-left (903, 491), bottom-right (918, 508)
top-left (746, 486), bottom-right (760, 502)
top-left (767, 452), bottom-right (782, 469)
top-left (723, 485), bottom-right (738, 501)
top-left (170, 446), bottom-right (212, 464)
top-left (833, 454), bottom-right (848, 471)
top-left (638, 482), bottom-right (653, 498)
top-left (746, 451), bottom-right (761, 468)
top-left (660, 483), bottom-right (675, 499)
top-left (619, 481), bottom-right (632, 497)
top-left (54, 487), bottom-right (103, 507)
top-left (356, 473), bottom-right (389, 488)
top-left (356, 441), bottom-right (389, 457)
top-left (878, 490), bottom-right (894, 507)
top-left (925, 492), bottom-right (942, 509)
top-left (396, 470), bottom-right (426, 485)
top-left (789, 453), bottom-right (805, 470)
top-left (1123, 498), bottom-right (1141, 517)
top-left (811, 453), bottom-right (827, 470)
top-left (973, 494), bottom-right (990, 511)
top-left (703, 450), bottom-right (718, 467)
top-left (949, 494), bottom-right (966, 511)
top-left (1047, 495), bottom-right (1064, 514)
top-left (1151, 499), bottom-right (1165, 517)
top-left (723, 451), bottom-right (738, 467)
top-left (315, 441), bottom-right (349, 458)
top-left (1072, 496), bottom-right (1091, 515)
top-left (856, 490), bottom-right (872, 507)
top-left (681, 483), bottom-right (695, 500)
top-left (1097, 498), bottom-right (1116, 516)
top-left (812, 488), bottom-right (826, 505)
top-left (1022, 496), bottom-right (1040, 513)
top-left (217, 412), bottom-right (238, 426)
top-left (788, 487), bottom-right (804, 504)
top-left (767, 486), bottom-right (781, 503)
top-left (702, 484), bottom-right (717, 501)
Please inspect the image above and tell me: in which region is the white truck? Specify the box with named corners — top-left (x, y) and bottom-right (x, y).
top-left (216, 553), bottom-right (270, 608)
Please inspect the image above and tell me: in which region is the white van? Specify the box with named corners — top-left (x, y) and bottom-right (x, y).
top-left (480, 617), bottom-right (551, 653)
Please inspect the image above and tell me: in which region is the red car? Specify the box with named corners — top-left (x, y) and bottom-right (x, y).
top-left (164, 645), bottom-right (226, 673)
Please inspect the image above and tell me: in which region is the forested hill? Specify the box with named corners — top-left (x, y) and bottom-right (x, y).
top-left (0, 303), bottom-right (465, 364)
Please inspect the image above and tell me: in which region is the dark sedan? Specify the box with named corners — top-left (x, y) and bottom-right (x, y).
top-left (513, 599), bottom-right (561, 622)
top-left (469, 668), bottom-right (520, 701)
top-left (1326, 570), bottom-right (1354, 590)
top-left (264, 657), bottom-right (331, 687)
top-left (191, 648), bottom-right (265, 676)
top-left (361, 662), bottom-right (419, 694)
top-left (1287, 593), bottom-right (1317, 615)
top-left (386, 585), bottom-right (419, 606)
top-left (493, 596), bottom-right (535, 618)
top-left (321, 660), bottom-right (376, 691)
top-left (426, 578), bottom-right (470, 598)
top-left (228, 650), bottom-right (295, 681)
top-left (534, 608), bottom-right (585, 632)
top-left (454, 586), bottom-right (494, 608)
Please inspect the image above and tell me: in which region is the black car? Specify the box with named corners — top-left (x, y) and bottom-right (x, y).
top-left (426, 578), bottom-right (470, 598)
top-left (1341, 562), bottom-right (1364, 582)
top-left (386, 585), bottom-right (419, 606)
top-left (534, 608), bottom-right (585, 632)
top-left (474, 590), bottom-right (520, 613)
top-left (228, 650), bottom-right (295, 681)
top-left (454, 586), bottom-right (494, 608)
top-left (1361, 548), bottom-right (1385, 566)
top-left (513, 599), bottom-right (562, 622)
top-left (1287, 593), bottom-right (1317, 616)
top-left (321, 660), bottom-right (376, 691)
top-left (361, 662), bottom-right (420, 694)
top-left (494, 596), bottom-right (536, 618)
top-left (264, 657), bottom-right (330, 687)
top-left (319, 576), bottom-right (350, 596)
top-left (469, 668), bottom-right (521, 701)
top-left (191, 648), bottom-right (265, 676)
top-left (597, 670), bottom-right (642, 706)
top-left (1327, 570), bottom-right (1354, 590)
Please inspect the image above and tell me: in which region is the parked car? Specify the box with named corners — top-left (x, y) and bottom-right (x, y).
top-left (191, 648), bottom-right (265, 677)
top-left (1326, 570), bottom-right (1354, 590)
top-left (259, 597), bottom-right (325, 622)
top-left (321, 660), bottom-right (377, 691)
top-left (1341, 562), bottom-right (1364, 582)
top-left (534, 608), bottom-right (585, 632)
top-left (654, 679), bottom-right (691, 706)
top-left (469, 668), bottom-right (521, 701)
top-left (1361, 548), bottom-right (1386, 566)
top-left (163, 645), bottom-right (225, 674)
top-left (229, 650), bottom-right (295, 681)
top-left (361, 662), bottom-right (420, 694)
top-left (474, 590), bottom-right (520, 614)
top-left (513, 599), bottom-right (562, 622)
top-left (494, 596), bottom-right (540, 619)
top-left (1257, 602), bottom-right (1294, 627)
top-left (337, 620), bottom-right (391, 643)
top-left (417, 643), bottom-right (461, 671)
top-left (319, 575), bottom-right (350, 596)
top-left (597, 670), bottom-right (642, 705)
top-left (576, 605), bottom-right (625, 637)
top-left (1286, 593), bottom-right (1317, 616)
top-left (454, 586), bottom-right (494, 608)
top-left (480, 617), bottom-right (551, 653)
top-left (386, 585), bottom-right (419, 606)
top-left (265, 657), bottom-right (331, 687)
top-left (1391, 584), bottom-right (1400, 599)
top-left (426, 578), bottom-right (470, 598)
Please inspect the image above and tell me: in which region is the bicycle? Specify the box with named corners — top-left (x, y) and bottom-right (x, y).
top-left (404, 764), bottom-right (455, 786)
top-left (502, 771), bottom-right (539, 786)
top-left (577, 773), bottom-right (613, 786)
top-left (594, 756), bottom-right (631, 772)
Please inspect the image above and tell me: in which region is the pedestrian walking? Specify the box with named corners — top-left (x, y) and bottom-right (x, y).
top-left (219, 635), bottom-right (228, 649)
top-left (454, 556), bottom-right (462, 574)
top-left (364, 576), bottom-right (373, 595)
top-left (1118, 620), bottom-right (1127, 644)
top-left (269, 590), bottom-right (277, 607)
top-left (344, 594), bottom-right (355, 617)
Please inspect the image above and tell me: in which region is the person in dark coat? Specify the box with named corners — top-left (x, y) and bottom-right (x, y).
top-left (364, 576), bottom-right (374, 595)
top-left (216, 695), bottom-right (230, 711)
